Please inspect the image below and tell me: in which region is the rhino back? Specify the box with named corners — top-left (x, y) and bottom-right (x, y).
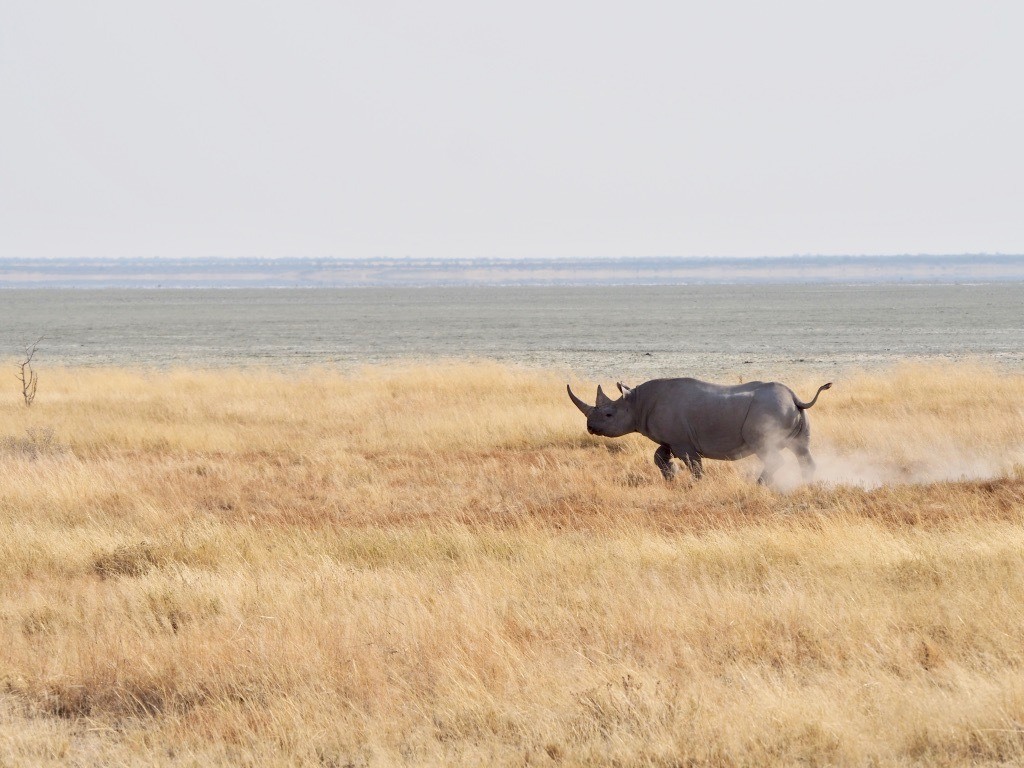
top-left (634, 378), bottom-right (761, 457)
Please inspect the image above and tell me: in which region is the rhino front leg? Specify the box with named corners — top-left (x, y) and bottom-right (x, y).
top-left (663, 444), bottom-right (704, 481)
top-left (654, 444), bottom-right (677, 480)
top-left (679, 451), bottom-right (704, 480)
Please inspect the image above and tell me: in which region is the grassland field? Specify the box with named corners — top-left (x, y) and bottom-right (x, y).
top-left (2, 361), bottom-right (1024, 767)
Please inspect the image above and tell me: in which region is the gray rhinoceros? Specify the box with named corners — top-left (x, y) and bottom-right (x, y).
top-left (567, 377), bottom-right (832, 485)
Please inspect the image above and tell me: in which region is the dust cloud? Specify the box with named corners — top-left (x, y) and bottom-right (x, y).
top-left (772, 444), bottom-right (1022, 491)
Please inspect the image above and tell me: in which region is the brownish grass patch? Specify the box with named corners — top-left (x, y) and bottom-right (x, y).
top-left (1, 361), bottom-right (1023, 766)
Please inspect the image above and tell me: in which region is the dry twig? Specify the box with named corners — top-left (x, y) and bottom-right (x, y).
top-left (16, 336), bottom-right (43, 406)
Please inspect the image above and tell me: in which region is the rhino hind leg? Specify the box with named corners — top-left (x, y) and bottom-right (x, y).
top-left (788, 412), bottom-right (816, 482)
top-left (755, 450), bottom-right (784, 486)
top-left (654, 445), bottom-right (677, 480)
top-left (792, 441), bottom-right (816, 482)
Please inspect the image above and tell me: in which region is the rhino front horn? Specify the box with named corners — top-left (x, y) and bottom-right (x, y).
top-left (567, 385), bottom-right (594, 416)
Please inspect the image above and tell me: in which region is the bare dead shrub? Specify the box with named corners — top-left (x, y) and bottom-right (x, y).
top-left (16, 337), bottom-right (43, 406)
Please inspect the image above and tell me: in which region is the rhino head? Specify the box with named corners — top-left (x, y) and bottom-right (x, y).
top-left (567, 382), bottom-right (636, 438)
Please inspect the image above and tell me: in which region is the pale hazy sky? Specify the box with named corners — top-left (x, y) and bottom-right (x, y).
top-left (2, 2), bottom-right (1022, 260)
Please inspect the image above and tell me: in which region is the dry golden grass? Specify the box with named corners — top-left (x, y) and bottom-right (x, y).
top-left (1, 361), bottom-right (1024, 766)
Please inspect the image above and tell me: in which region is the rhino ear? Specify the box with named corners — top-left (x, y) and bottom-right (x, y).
top-left (596, 385), bottom-right (613, 407)
top-left (616, 382), bottom-right (633, 397)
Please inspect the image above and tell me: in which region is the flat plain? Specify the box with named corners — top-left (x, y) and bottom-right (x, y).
top-left (2, 283), bottom-right (1023, 376)
top-left (2, 362), bottom-right (1024, 766)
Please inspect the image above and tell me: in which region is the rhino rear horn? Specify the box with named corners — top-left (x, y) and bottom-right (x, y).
top-left (596, 385), bottom-right (613, 407)
top-left (567, 385), bottom-right (594, 416)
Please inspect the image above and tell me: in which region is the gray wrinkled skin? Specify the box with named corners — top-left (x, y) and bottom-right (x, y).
top-left (567, 378), bottom-right (832, 485)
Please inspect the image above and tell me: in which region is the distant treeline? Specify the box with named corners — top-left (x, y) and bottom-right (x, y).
top-left (1, 254), bottom-right (1023, 288)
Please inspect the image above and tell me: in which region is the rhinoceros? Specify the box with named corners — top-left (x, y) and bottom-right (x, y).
top-left (567, 377), bottom-right (832, 485)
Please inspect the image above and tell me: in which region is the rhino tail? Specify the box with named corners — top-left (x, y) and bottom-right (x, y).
top-left (793, 382), bottom-right (832, 410)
